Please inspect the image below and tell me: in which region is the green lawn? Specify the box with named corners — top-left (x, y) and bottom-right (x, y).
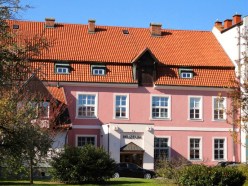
top-left (0, 178), bottom-right (174, 186)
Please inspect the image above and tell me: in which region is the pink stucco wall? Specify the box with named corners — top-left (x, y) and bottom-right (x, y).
top-left (66, 85), bottom-right (240, 164)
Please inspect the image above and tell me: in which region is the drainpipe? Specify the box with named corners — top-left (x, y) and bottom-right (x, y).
top-left (108, 124), bottom-right (110, 154)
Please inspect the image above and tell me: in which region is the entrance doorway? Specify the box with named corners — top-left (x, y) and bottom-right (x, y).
top-left (120, 153), bottom-right (143, 167)
top-left (120, 142), bottom-right (145, 167)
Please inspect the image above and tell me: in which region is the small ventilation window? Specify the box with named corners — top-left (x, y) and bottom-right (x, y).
top-left (122, 30), bottom-right (129, 34)
top-left (179, 68), bottom-right (194, 79)
top-left (13, 24), bottom-right (19, 29)
top-left (91, 65), bottom-right (106, 75)
top-left (55, 63), bottom-right (70, 74)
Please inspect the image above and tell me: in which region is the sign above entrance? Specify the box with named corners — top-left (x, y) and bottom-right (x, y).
top-left (123, 134), bottom-right (142, 139)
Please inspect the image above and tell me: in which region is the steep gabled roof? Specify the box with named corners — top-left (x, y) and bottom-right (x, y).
top-left (8, 20), bottom-right (233, 67)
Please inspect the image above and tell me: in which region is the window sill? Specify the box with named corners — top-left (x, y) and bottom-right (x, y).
top-left (150, 118), bottom-right (171, 121)
top-left (113, 117), bottom-right (129, 120)
top-left (189, 159), bottom-right (203, 161)
top-left (76, 117), bottom-right (98, 120)
top-left (212, 119), bottom-right (226, 122)
top-left (188, 119), bottom-right (204, 122)
top-left (55, 73), bottom-right (70, 75)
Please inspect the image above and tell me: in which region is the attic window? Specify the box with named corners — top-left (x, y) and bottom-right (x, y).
top-left (55, 63), bottom-right (70, 74)
top-left (91, 65), bottom-right (106, 75)
top-left (13, 24), bottom-right (19, 29)
top-left (179, 68), bottom-right (194, 79)
top-left (122, 30), bottom-right (129, 34)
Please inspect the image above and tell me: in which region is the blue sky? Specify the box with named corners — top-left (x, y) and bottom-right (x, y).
top-left (20, 0), bottom-right (248, 31)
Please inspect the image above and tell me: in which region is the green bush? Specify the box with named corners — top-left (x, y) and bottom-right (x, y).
top-left (50, 145), bottom-right (116, 184)
top-left (155, 157), bottom-right (191, 183)
top-left (178, 164), bottom-right (212, 186)
top-left (211, 166), bottom-right (246, 186)
top-left (178, 164), bottom-right (246, 186)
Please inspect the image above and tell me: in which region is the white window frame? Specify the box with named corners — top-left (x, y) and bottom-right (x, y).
top-left (76, 135), bottom-right (97, 147)
top-left (154, 136), bottom-right (171, 160)
top-left (212, 97), bottom-right (226, 121)
top-left (150, 95), bottom-right (171, 120)
top-left (114, 94), bottom-right (129, 119)
top-left (212, 137), bottom-right (227, 161)
top-left (76, 92), bottom-right (98, 119)
top-left (188, 96), bottom-right (203, 121)
top-left (56, 66), bottom-right (69, 74)
top-left (92, 68), bottom-right (105, 75)
top-left (29, 101), bottom-right (50, 118)
top-left (188, 137), bottom-right (202, 161)
top-left (181, 72), bottom-right (193, 78)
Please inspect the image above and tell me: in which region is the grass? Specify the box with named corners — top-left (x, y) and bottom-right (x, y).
top-left (0, 178), bottom-right (175, 186)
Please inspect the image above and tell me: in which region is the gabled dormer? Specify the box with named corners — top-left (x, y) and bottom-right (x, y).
top-left (132, 48), bottom-right (158, 87)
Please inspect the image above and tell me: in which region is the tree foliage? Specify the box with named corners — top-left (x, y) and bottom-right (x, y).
top-left (0, 0), bottom-right (53, 184)
top-left (51, 145), bottom-right (116, 184)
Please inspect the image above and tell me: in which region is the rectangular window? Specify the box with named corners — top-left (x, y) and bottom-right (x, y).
top-left (189, 97), bottom-right (202, 120)
top-left (213, 138), bottom-right (226, 160)
top-left (154, 137), bottom-right (170, 161)
top-left (115, 95), bottom-right (128, 119)
top-left (213, 97), bottom-right (226, 120)
top-left (93, 68), bottom-right (105, 75)
top-left (151, 96), bottom-right (170, 119)
top-left (77, 93), bottom-right (97, 118)
top-left (55, 63), bottom-right (70, 74)
top-left (29, 101), bottom-right (50, 118)
top-left (77, 136), bottom-right (96, 147)
top-left (189, 138), bottom-right (202, 160)
top-left (91, 65), bottom-right (106, 75)
top-left (179, 68), bottom-right (194, 79)
top-left (181, 72), bottom-right (193, 78)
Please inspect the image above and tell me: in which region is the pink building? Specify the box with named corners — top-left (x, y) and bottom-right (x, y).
top-left (8, 18), bottom-right (240, 169)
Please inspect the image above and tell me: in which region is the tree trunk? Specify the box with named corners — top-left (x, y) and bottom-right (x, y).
top-left (29, 157), bottom-right (33, 184)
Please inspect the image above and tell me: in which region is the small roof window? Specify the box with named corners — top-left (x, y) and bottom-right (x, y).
top-left (91, 65), bottom-right (106, 76)
top-left (55, 63), bottom-right (70, 74)
top-left (13, 24), bottom-right (19, 29)
top-left (179, 68), bottom-right (194, 79)
top-left (122, 30), bottom-right (129, 34)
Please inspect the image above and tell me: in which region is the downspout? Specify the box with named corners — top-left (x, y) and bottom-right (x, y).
top-left (108, 124), bottom-right (110, 154)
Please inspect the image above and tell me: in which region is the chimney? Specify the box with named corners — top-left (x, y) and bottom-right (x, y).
top-left (224, 19), bottom-right (232, 29)
top-left (150, 23), bottom-right (162, 36)
top-left (45, 18), bottom-right (55, 28)
top-left (214, 21), bottom-right (222, 28)
top-left (233, 14), bottom-right (242, 25)
top-left (88, 19), bottom-right (96, 33)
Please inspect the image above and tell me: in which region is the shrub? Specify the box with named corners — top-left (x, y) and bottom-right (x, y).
top-left (50, 145), bottom-right (116, 184)
top-left (178, 164), bottom-right (246, 186)
top-left (211, 166), bottom-right (246, 186)
top-left (178, 164), bottom-right (212, 186)
top-left (155, 157), bottom-right (191, 183)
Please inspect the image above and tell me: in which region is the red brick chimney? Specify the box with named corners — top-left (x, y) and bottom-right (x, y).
top-left (233, 14), bottom-right (242, 25)
top-left (224, 19), bottom-right (232, 29)
top-left (214, 21), bottom-right (222, 28)
top-left (88, 19), bottom-right (96, 33)
top-left (45, 18), bottom-right (55, 28)
top-left (150, 23), bottom-right (162, 36)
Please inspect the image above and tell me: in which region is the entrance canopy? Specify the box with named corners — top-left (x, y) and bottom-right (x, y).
top-left (120, 142), bottom-right (144, 154)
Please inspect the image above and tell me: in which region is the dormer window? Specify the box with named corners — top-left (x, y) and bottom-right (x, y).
top-left (179, 68), bottom-right (194, 79)
top-left (91, 65), bottom-right (106, 75)
top-left (55, 63), bottom-right (70, 74)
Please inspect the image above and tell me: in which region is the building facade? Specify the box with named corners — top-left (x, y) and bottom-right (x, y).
top-left (8, 18), bottom-right (240, 169)
top-left (213, 14), bottom-right (248, 163)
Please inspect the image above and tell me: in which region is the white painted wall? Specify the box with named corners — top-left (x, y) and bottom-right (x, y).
top-left (101, 123), bottom-right (154, 170)
top-left (213, 16), bottom-right (248, 163)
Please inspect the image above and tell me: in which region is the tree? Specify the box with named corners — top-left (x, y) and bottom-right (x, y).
top-left (0, 1), bottom-right (53, 184)
top-left (51, 145), bottom-right (116, 184)
top-left (226, 26), bottom-right (248, 147)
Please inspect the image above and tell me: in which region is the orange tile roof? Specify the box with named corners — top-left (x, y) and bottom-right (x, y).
top-left (46, 86), bottom-right (66, 103)
top-left (8, 20), bottom-right (233, 67)
top-left (7, 20), bottom-right (236, 88)
top-left (155, 67), bottom-right (236, 87)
